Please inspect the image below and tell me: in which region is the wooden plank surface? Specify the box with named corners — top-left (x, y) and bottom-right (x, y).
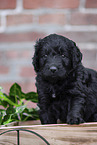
top-left (1, 123), bottom-right (97, 145)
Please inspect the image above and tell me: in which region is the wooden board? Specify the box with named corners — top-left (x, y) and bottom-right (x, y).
top-left (1, 123), bottom-right (97, 145)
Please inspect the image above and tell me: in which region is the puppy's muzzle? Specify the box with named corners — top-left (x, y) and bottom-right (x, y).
top-left (50, 66), bottom-right (57, 73)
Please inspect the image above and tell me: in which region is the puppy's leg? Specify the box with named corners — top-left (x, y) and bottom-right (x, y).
top-left (91, 112), bottom-right (97, 122)
top-left (38, 100), bottom-right (57, 124)
top-left (67, 97), bottom-right (85, 124)
top-left (39, 108), bottom-right (57, 124)
top-left (37, 86), bottom-right (57, 124)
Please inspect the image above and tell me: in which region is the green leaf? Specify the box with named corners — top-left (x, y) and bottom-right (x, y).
top-left (0, 83), bottom-right (39, 125)
top-left (24, 108), bottom-right (39, 120)
top-left (0, 100), bottom-right (8, 108)
top-left (16, 105), bottom-right (26, 114)
top-left (3, 115), bottom-right (13, 125)
top-left (30, 108), bottom-right (39, 120)
top-left (6, 106), bottom-right (16, 114)
top-left (0, 110), bottom-right (6, 125)
top-left (21, 92), bottom-right (25, 99)
top-left (0, 93), bottom-right (19, 107)
top-left (0, 87), bottom-right (3, 90)
top-left (0, 89), bottom-right (4, 97)
top-left (9, 83), bottom-right (22, 102)
top-left (25, 92), bottom-right (38, 103)
top-left (3, 114), bottom-right (11, 123)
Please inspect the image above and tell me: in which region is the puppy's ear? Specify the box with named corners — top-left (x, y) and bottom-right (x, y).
top-left (32, 39), bottom-right (42, 72)
top-left (71, 41), bottom-right (82, 68)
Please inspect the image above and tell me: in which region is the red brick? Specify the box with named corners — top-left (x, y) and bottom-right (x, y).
top-left (85, 0), bottom-right (97, 8)
top-left (20, 81), bottom-right (36, 93)
top-left (23, 0), bottom-right (79, 9)
top-left (6, 50), bottom-right (32, 59)
top-left (71, 13), bottom-right (97, 25)
top-left (60, 31), bottom-right (97, 43)
top-left (0, 16), bottom-right (1, 26)
top-left (82, 49), bottom-right (97, 61)
top-left (0, 82), bottom-right (36, 94)
top-left (23, 100), bottom-right (37, 108)
top-left (0, 0), bottom-right (16, 9)
top-left (0, 65), bottom-right (9, 74)
top-left (39, 13), bottom-right (66, 25)
top-left (81, 49), bottom-right (97, 71)
top-left (7, 14), bottom-right (33, 26)
top-left (6, 50), bottom-right (19, 59)
top-left (20, 66), bottom-right (36, 77)
top-left (0, 82), bottom-right (13, 94)
top-left (0, 32), bottom-right (45, 42)
top-left (0, 51), bottom-right (4, 60)
top-left (21, 50), bottom-right (32, 58)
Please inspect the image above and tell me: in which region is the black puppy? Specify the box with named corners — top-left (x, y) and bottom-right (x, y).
top-left (33, 34), bottom-right (97, 124)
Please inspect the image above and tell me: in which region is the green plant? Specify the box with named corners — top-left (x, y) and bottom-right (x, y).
top-left (0, 83), bottom-right (39, 126)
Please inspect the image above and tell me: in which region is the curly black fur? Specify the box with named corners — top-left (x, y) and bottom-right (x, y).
top-left (33, 34), bottom-right (97, 125)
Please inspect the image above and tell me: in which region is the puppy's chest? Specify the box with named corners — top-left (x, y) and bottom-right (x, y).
top-left (50, 94), bottom-right (70, 114)
top-left (50, 84), bottom-right (71, 99)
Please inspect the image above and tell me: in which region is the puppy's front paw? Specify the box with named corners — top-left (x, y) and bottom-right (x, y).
top-left (67, 114), bottom-right (84, 125)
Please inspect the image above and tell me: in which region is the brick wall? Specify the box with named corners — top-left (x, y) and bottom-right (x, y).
top-left (0, 0), bottom-right (97, 94)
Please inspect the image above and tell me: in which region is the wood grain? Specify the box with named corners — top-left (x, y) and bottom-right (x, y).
top-left (0, 123), bottom-right (97, 145)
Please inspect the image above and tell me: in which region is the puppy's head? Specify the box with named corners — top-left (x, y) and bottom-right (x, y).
top-left (33, 34), bottom-right (82, 82)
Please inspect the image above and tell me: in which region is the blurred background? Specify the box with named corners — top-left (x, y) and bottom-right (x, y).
top-left (0, 0), bottom-right (97, 94)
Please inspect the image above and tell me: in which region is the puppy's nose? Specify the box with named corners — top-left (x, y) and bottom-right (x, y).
top-left (50, 66), bottom-right (57, 73)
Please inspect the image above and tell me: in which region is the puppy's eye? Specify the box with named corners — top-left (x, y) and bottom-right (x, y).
top-left (43, 54), bottom-right (48, 58)
top-left (62, 54), bottom-right (65, 57)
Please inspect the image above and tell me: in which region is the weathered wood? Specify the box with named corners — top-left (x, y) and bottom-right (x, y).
top-left (1, 123), bottom-right (97, 145)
